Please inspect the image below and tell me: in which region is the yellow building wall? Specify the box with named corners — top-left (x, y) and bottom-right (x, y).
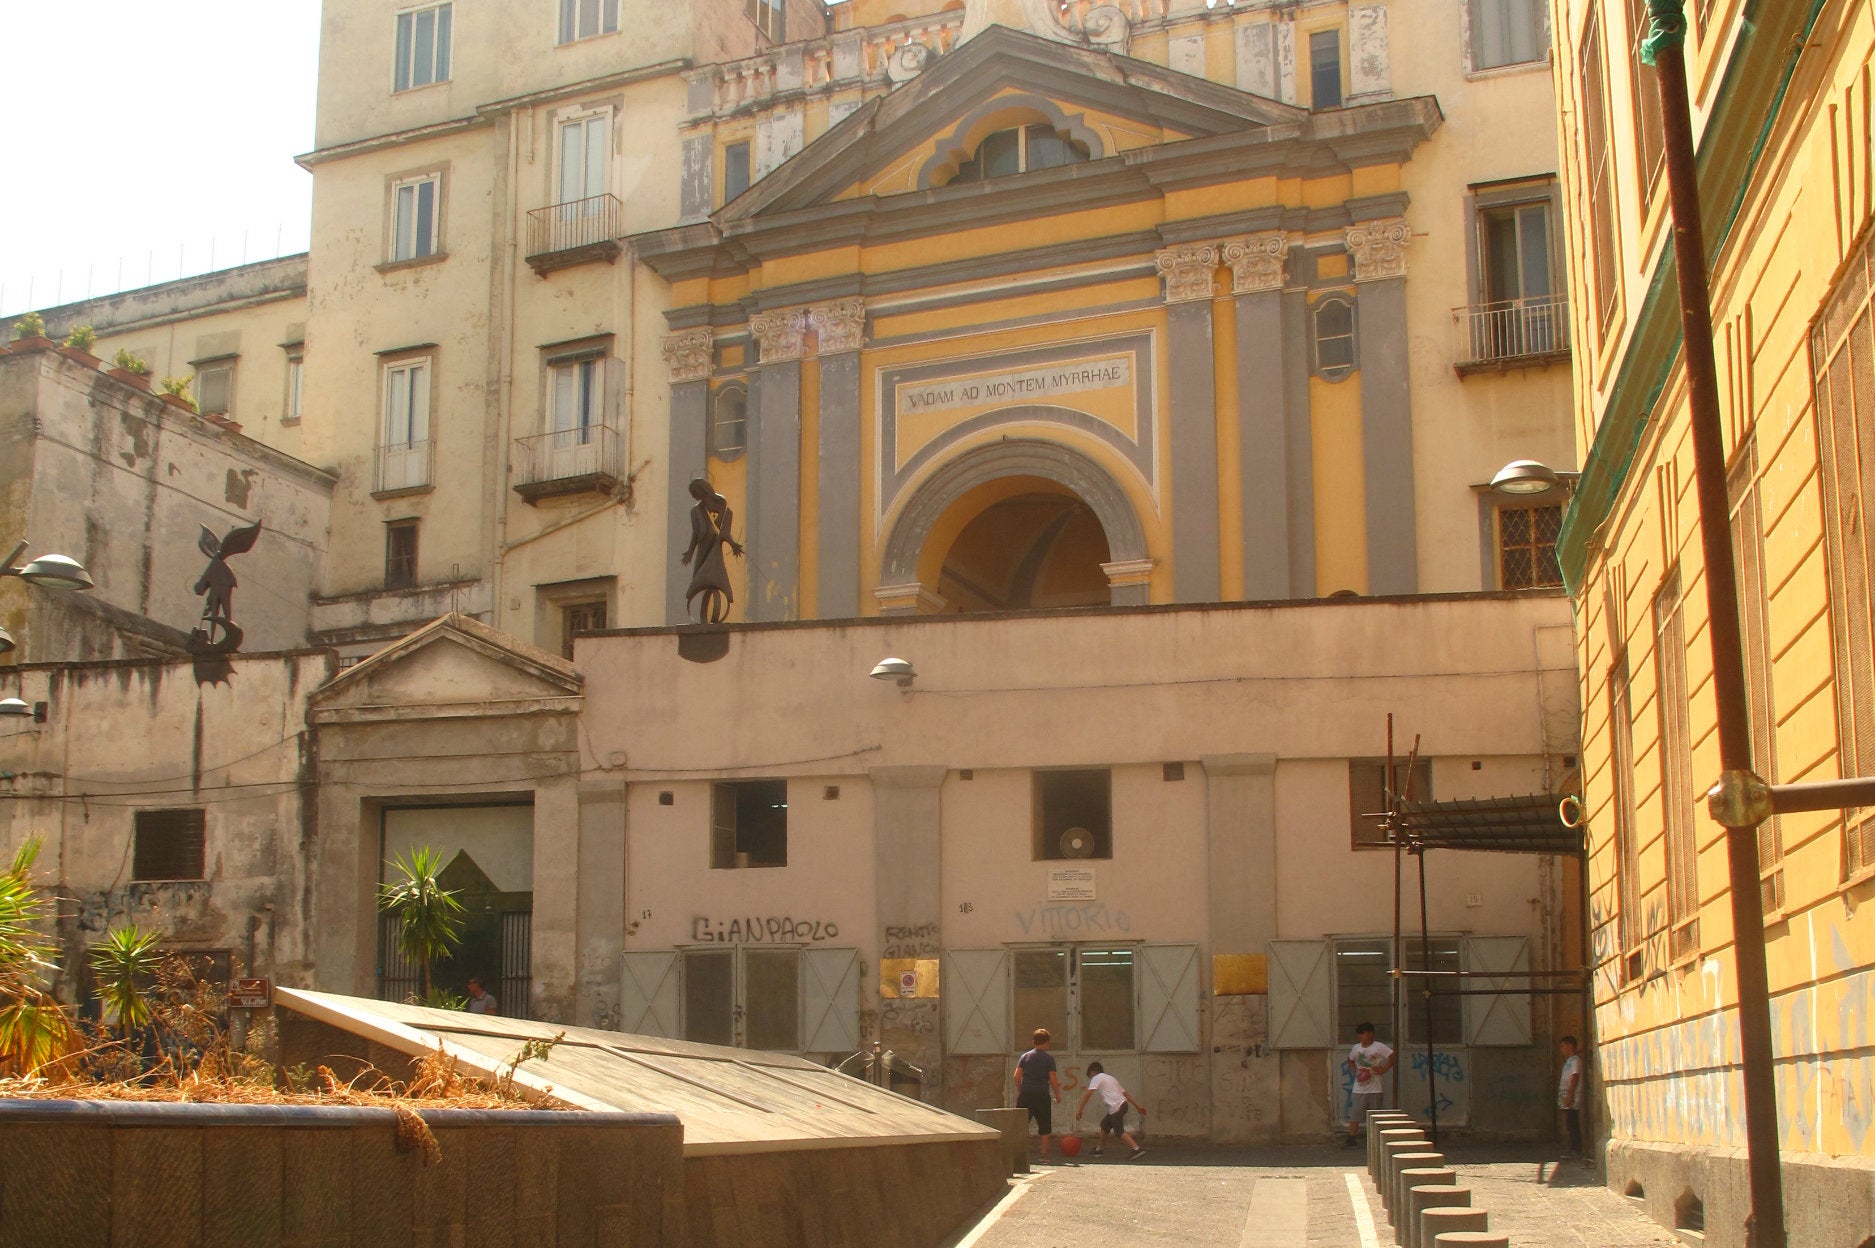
top-left (1563, 0), bottom-right (1875, 1159)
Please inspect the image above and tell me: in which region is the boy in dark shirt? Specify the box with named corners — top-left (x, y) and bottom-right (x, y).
top-left (1013, 1027), bottom-right (1062, 1161)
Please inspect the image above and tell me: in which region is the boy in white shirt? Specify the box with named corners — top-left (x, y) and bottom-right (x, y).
top-left (1075, 1060), bottom-right (1149, 1159)
top-left (1344, 1021), bottom-right (1395, 1147)
top-left (1558, 1034), bottom-right (1585, 1157)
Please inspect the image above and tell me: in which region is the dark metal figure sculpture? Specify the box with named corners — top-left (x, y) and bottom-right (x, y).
top-left (679, 479), bottom-right (742, 624)
top-left (188, 520), bottom-right (262, 655)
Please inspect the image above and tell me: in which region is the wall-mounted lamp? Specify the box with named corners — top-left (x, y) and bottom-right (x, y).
top-left (0, 698), bottom-right (46, 723)
top-left (2, 542), bottom-right (93, 591)
top-left (1489, 459), bottom-right (1563, 496)
top-left (869, 657), bottom-right (917, 688)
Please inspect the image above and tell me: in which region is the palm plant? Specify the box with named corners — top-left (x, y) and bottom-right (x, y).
top-left (0, 837), bottom-right (78, 1075)
top-left (89, 924), bottom-right (164, 1034)
top-left (378, 847), bottom-right (464, 1000)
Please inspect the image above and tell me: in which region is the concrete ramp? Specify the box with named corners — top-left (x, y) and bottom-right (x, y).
top-left (276, 988), bottom-right (1008, 1247)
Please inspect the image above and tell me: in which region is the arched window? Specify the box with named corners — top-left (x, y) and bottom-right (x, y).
top-left (948, 124), bottom-right (1091, 185)
top-left (710, 381), bottom-right (747, 461)
top-left (1313, 295), bottom-right (1356, 381)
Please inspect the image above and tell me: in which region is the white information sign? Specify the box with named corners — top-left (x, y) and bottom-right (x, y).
top-left (1047, 867), bottom-right (1097, 902)
top-left (898, 355), bottom-right (1131, 416)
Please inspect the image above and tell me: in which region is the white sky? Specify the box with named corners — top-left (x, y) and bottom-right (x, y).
top-left (0, 1), bottom-right (323, 319)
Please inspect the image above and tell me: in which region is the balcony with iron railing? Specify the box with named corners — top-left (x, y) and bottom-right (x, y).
top-left (373, 439), bottom-right (434, 496)
top-left (525, 193), bottom-right (623, 276)
top-left (513, 423), bottom-right (624, 503)
top-left (1452, 295), bottom-right (1571, 377)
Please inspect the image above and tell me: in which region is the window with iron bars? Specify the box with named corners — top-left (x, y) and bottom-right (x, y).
top-left (1497, 503), bottom-right (1563, 589)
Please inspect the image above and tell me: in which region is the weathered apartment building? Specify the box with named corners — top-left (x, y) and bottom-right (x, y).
top-left (3, 0), bottom-right (1585, 1143)
top-left (1554, 0), bottom-right (1875, 1240)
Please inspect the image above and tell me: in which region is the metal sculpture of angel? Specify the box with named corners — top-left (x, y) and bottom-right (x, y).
top-left (188, 520), bottom-right (262, 654)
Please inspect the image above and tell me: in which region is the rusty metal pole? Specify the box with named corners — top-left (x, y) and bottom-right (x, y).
top-left (1644, 5), bottom-right (1786, 1244)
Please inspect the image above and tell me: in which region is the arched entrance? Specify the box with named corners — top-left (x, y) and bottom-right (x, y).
top-left (878, 439), bottom-right (1149, 613)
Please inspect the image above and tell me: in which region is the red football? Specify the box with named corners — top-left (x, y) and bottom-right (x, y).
top-left (1059, 1134), bottom-right (1082, 1157)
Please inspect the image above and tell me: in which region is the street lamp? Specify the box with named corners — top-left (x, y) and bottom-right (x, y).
top-left (869, 657), bottom-right (916, 688)
top-left (2, 542), bottom-right (93, 591)
top-left (1489, 459), bottom-right (1562, 497)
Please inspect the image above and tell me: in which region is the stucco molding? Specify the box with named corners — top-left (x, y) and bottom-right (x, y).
top-left (809, 298), bottom-right (866, 355)
top-left (1200, 753), bottom-right (1278, 778)
top-left (873, 582), bottom-right (951, 615)
top-left (1223, 232), bottom-right (1291, 295)
top-left (661, 329), bottom-right (714, 383)
top-left (869, 764), bottom-right (950, 789)
top-left (879, 439), bottom-right (1149, 600)
top-left (1346, 216), bottom-right (1411, 282)
top-left (1156, 244), bottom-right (1219, 304)
top-left (751, 308), bottom-right (809, 363)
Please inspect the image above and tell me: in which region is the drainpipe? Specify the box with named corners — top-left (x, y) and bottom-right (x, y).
top-left (1642, 6), bottom-right (1783, 1244)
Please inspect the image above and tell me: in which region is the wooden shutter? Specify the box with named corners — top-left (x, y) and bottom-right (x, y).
top-left (1138, 944), bottom-right (1202, 1052)
top-left (619, 949), bottom-right (679, 1037)
top-left (801, 947), bottom-right (860, 1055)
top-left (1463, 935), bottom-right (1532, 1046)
top-left (1268, 940), bottom-right (1332, 1049)
top-left (943, 949), bottom-right (1009, 1055)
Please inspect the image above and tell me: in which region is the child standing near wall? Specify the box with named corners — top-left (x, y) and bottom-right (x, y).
top-left (1559, 1034), bottom-right (1585, 1158)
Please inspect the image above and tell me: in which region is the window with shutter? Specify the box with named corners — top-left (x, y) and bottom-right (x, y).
top-left (1137, 944), bottom-right (1201, 1052)
top-left (1268, 940), bottom-right (1332, 1049)
top-left (1462, 935), bottom-right (1532, 1046)
top-left (619, 950), bottom-right (679, 1037)
top-left (944, 949), bottom-right (1010, 1055)
top-left (133, 809), bottom-right (206, 881)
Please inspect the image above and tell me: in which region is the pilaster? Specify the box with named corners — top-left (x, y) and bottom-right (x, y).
top-left (662, 329), bottom-right (713, 624)
top-left (747, 309), bottom-right (807, 621)
top-left (1347, 217), bottom-right (1417, 595)
top-left (812, 300), bottom-right (865, 619)
top-left (1157, 244), bottom-right (1223, 603)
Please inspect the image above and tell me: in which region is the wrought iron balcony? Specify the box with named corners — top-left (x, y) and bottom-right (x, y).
top-left (513, 423), bottom-right (624, 503)
top-left (525, 194), bottom-right (624, 275)
top-left (373, 439), bottom-right (434, 496)
top-left (1453, 295), bottom-right (1571, 376)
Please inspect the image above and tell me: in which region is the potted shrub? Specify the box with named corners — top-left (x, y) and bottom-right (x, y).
top-left (157, 375), bottom-right (198, 413)
top-left (59, 324), bottom-right (100, 367)
top-left (8, 311), bottom-right (53, 353)
top-left (107, 348), bottom-right (152, 392)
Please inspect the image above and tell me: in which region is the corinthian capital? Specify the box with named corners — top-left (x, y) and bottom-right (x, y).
top-left (1222, 231), bottom-right (1290, 295)
top-left (1155, 243), bottom-right (1219, 304)
top-left (751, 308), bottom-right (809, 363)
top-left (1346, 217), bottom-right (1411, 282)
top-left (809, 298), bottom-right (866, 355)
top-left (661, 328), bottom-right (714, 383)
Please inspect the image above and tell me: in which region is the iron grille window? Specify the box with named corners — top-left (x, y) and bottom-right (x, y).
top-left (1654, 569), bottom-right (1700, 960)
top-left (1403, 936), bottom-right (1463, 1045)
top-left (1579, 7), bottom-right (1621, 332)
top-left (561, 600), bottom-right (606, 660)
top-left (1498, 504), bottom-right (1563, 588)
top-left (385, 520), bottom-right (419, 590)
top-left (1729, 440), bottom-right (1784, 913)
top-left (1332, 939), bottom-right (1392, 1047)
top-left (1809, 237), bottom-right (1875, 877)
top-left (133, 809), bottom-right (206, 881)
top-left (1033, 768), bottom-right (1112, 861)
top-left (1349, 758), bottom-right (1432, 848)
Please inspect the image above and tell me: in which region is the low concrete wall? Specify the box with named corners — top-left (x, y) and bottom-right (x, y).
top-left (1607, 1139), bottom-right (1875, 1248)
top-left (0, 1098), bottom-right (685, 1248)
top-left (684, 1139), bottom-right (1006, 1248)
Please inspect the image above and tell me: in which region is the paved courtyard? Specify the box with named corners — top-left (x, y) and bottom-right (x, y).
top-left (946, 1144), bottom-right (1682, 1248)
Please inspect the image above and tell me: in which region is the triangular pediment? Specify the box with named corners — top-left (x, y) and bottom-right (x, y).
top-left (310, 613), bottom-right (581, 723)
top-left (724, 25), bottom-right (1310, 221)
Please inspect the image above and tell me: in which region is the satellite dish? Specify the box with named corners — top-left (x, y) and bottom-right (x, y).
top-left (1059, 827), bottom-right (1095, 859)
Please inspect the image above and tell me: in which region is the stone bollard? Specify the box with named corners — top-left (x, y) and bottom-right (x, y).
top-left (1432, 1234), bottom-right (1509, 1248)
top-left (1404, 1181), bottom-right (1467, 1248)
top-left (1366, 1114), bottom-right (1416, 1177)
top-left (1420, 1207), bottom-right (1488, 1246)
top-left (1396, 1166), bottom-right (1452, 1228)
top-left (1373, 1128), bottom-right (1427, 1183)
top-left (1385, 1152), bottom-right (1443, 1221)
top-left (975, 1107), bottom-right (1030, 1175)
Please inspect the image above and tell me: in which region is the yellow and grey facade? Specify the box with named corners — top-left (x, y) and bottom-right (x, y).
top-left (1556, 0), bottom-right (1875, 1239)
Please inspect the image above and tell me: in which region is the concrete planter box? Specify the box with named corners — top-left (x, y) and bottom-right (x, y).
top-left (0, 1097), bottom-right (685, 1247)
